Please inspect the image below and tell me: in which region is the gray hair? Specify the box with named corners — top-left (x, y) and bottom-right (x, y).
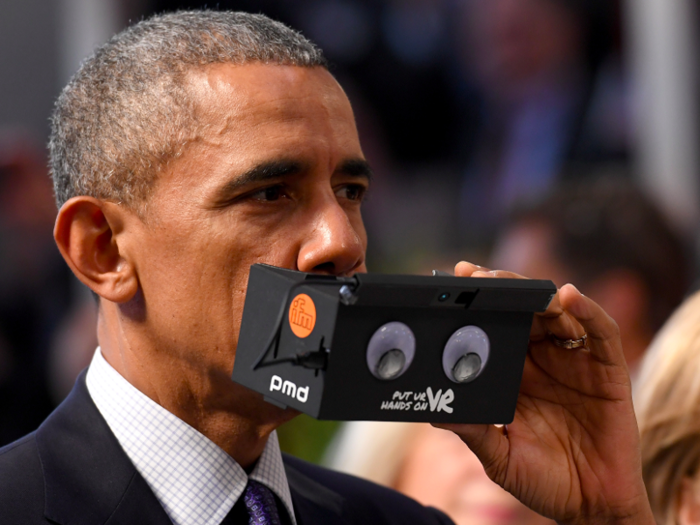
top-left (50, 10), bottom-right (328, 210)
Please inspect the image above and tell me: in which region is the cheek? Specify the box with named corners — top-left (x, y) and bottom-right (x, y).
top-left (132, 221), bottom-right (252, 359)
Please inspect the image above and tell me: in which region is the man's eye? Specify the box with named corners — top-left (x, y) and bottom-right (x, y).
top-left (250, 186), bottom-right (285, 202)
top-left (336, 184), bottom-right (366, 202)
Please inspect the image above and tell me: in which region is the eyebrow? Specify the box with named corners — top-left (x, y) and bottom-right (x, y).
top-left (336, 158), bottom-right (373, 181)
top-left (220, 159), bottom-right (304, 196)
top-left (214, 157), bottom-right (373, 203)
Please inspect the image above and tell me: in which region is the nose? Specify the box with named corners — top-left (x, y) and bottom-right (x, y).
top-left (297, 198), bottom-right (366, 276)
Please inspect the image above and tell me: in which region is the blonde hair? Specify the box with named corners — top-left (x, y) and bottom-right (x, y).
top-left (636, 289), bottom-right (700, 525)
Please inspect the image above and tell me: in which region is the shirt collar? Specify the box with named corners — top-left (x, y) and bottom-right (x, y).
top-left (86, 348), bottom-right (296, 525)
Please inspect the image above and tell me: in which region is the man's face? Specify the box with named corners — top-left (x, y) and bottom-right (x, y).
top-left (121, 64), bottom-right (368, 409)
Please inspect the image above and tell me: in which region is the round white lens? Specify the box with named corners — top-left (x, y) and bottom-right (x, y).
top-left (442, 326), bottom-right (489, 383)
top-left (366, 322), bottom-right (415, 380)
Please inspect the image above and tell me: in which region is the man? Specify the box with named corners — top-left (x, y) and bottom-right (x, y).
top-left (0, 11), bottom-right (654, 525)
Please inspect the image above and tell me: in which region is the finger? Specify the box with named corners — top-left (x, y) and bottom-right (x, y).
top-left (433, 422), bottom-right (509, 483)
top-left (454, 261), bottom-right (490, 277)
top-left (532, 297), bottom-right (585, 342)
top-left (559, 283), bottom-right (623, 366)
top-left (471, 269), bottom-right (525, 279)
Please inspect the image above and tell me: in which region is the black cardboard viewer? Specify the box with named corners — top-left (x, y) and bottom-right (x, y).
top-left (232, 264), bottom-right (556, 424)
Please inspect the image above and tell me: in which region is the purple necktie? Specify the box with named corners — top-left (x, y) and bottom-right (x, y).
top-left (243, 479), bottom-right (282, 525)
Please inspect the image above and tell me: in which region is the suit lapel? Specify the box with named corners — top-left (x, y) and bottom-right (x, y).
top-left (36, 371), bottom-right (355, 525)
top-left (284, 459), bottom-right (348, 525)
top-left (104, 473), bottom-right (174, 525)
top-left (36, 371), bottom-right (171, 525)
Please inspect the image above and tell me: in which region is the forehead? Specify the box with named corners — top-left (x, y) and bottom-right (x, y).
top-left (186, 63), bottom-right (356, 138)
top-left (148, 63), bottom-right (363, 209)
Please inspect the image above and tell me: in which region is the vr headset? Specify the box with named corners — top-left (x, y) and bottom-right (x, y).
top-left (232, 264), bottom-right (555, 424)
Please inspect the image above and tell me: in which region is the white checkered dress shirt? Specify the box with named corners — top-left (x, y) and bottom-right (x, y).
top-left (86, 348), bottom-right (297, 525)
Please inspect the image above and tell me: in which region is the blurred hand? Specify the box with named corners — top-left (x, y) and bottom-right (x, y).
top-left (437, 261), bottom-right (654, 525)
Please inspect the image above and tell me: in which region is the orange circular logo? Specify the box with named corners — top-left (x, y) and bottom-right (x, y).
top-left (288, 293), bottom-right (317, 338)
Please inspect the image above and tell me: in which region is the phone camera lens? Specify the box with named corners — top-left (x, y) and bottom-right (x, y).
top-left (438, 292), bottom-right (450, 302)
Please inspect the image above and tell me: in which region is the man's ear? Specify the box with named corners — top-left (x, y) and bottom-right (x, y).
top-left (54, 197), bottom-right (139, 303)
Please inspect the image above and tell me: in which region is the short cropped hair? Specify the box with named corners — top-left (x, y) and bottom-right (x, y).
top-left (502, 178), bottom-right (692, 333)
top-left (50, 10), bottom-right (327, 210)
top-left (636, 289), bottom-right (700, 525)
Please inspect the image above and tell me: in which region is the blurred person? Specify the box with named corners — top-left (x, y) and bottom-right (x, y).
top-left (489, 178), bottom-right (692, 381)
top-left (328, 421), bottom-right (554, 525)
top-left (0, 134), bottom-right (74, 445)
top-left (635, 289), bottom-right (700, 525)
top-left (0, 10), bottom-right (656, 525)
top-left (455, 0), bottom-right (628, 235)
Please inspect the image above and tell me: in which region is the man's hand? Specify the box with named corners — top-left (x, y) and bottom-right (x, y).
top-left (436, 261), bottom-right (655, 525)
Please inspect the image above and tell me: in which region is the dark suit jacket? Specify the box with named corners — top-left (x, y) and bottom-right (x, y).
top-left (0, 373), bottom-right (454, 524)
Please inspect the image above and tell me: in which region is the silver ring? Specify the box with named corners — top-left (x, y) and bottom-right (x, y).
top-left (551, 333), bottom-right (588, 349)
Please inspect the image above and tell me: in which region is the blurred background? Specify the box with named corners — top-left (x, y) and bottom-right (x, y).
top-left (1, 0), bottom-right (700, 521)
